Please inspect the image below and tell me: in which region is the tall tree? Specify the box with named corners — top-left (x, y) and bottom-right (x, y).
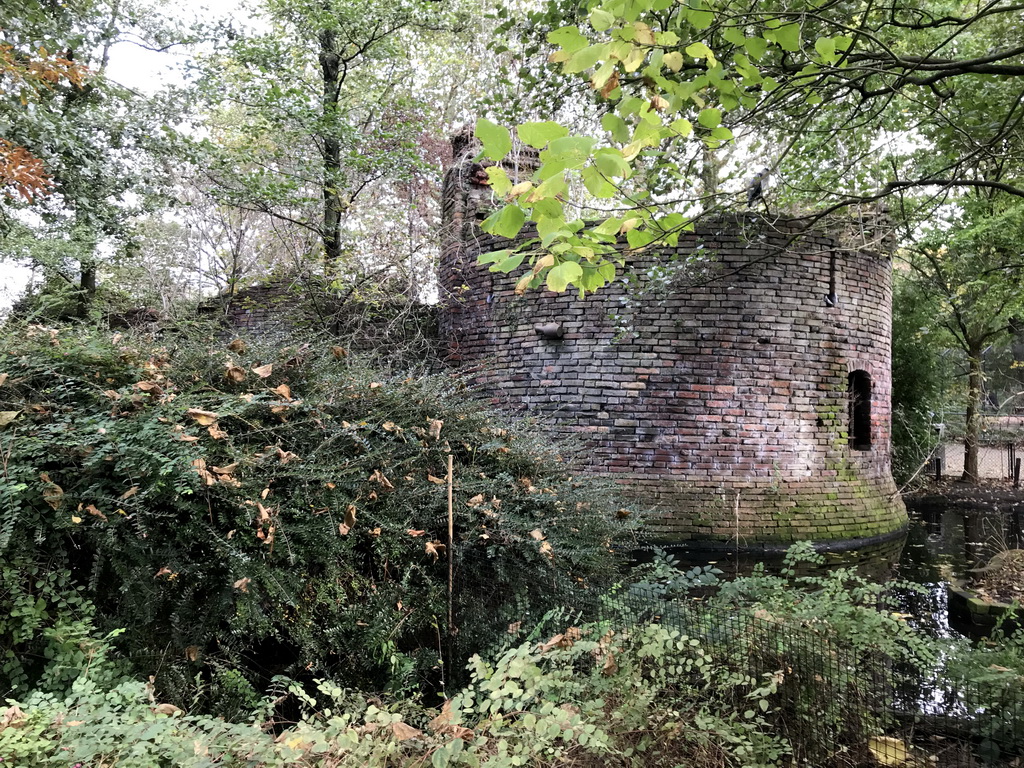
top-left (192, 0), bottom-right (468, 282)
top-left (901, 202), bottom-right (1024, 482)
top-left (0, 0), bottom-right (183, 317)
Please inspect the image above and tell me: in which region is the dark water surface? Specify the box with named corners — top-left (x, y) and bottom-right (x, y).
top-left (895, 488), bottom-right (1024, 637)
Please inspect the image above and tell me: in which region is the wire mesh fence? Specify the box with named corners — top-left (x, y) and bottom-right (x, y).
top-left (445, 555), bottom-right (1024, 767)
top-left (932, 412), bottom-right (1024, 483)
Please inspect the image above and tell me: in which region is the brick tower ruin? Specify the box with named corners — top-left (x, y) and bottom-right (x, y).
top-left (439, 139), bottom-right (908, 552)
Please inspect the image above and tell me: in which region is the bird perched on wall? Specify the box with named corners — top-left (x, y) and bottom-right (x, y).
top-left (746, 167), bottom-right (770, 211)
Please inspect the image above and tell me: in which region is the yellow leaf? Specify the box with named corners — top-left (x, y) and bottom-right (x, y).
top-left (509, 181), bottom-right (534, 197)
top-left (71, 515), bottom-right (82, 524)
top-left (867, 736), bottom-right (912, 766)
top-left (0, 411), bottom-right (20, 427)
top-left (539, 541), bottom-right (554, 559)
top-left (186, 408), bottom-right (219, 426)
top-left (252, 363), bottom-right (274, 378)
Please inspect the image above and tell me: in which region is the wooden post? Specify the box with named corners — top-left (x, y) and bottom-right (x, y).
top-left (447, 453), bottom-right (454, 634)
top-left (1015, 458), bottom-right (1021, 489)
top-left (934, 456), bottom-right (942, 482)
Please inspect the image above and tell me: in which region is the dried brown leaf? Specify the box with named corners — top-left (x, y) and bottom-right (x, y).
top-left (85, 504), bottom-right (107, 522)
top-left (185, 645), bottom-right (200, 662)
top-left (0, 373), bottom-right (8, 387)
top-left (119, 486), bottom-right (139, 500)
top-left (427, 474), bottom-right (446, 485)
top-left (330, 345), bottom-right (347, 359)
top-left (406, 529), bottom-right (426, 537)
top-left (369, 469), bottom-right (394, 490)
top-left (272, 383), bottom-right (292, 401)
top-left (390, 721), bottom-right (422, 741)
top-left (233, 577), bottom-right (251, 593)
top-left (208, 424), bottom-right (228, 440)
top-left (252, 363), bottom-right (274, 378)
top-left (227, 338), bottom-right (246, 353)
top-left (427, 419), bottom-right (443, 440)
top-left (466, 494), bottom-right (485, 508)
top-left (224, 364), bottom-right (246, 383)
top-left (40, 474), bottom-right (64, 510)
top-left (425, 540), bottom-right (446, 561)
top-left (0, 411), bottom-right (20, 427)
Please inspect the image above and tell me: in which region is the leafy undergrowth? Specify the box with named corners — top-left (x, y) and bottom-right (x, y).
top-left (0, 322), bottom-right (637, 712)
top-left (0, 619), bottom-right (786, 768)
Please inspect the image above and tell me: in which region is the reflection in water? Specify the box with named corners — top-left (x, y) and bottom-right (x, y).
top-left (897, 490), bottom-right (1024, 638)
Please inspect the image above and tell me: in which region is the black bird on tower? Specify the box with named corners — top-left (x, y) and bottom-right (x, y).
top-left (746, 167), bottom-right (770, 212)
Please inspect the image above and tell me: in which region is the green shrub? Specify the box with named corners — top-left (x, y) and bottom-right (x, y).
top-left (0, 322), bottom-right (636, 709)
top-left (0, 618), bottom-right (788, 768)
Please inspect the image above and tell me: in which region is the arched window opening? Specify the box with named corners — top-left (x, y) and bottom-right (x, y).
top-left (848, 370), bottom-right (872, 450)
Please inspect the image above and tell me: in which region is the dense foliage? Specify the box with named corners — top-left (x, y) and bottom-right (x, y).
top-left (0, 323), bottom-right (636, 710)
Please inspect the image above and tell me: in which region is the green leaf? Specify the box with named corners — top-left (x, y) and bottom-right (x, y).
top-left (491, 253), bottom-right (527, 273)
top-left (478, 249), bottom-right (511, 266)
top-left (723, 27), bottom-right (745, 46)
top-left (743, 36), bottom-right (769, 59)
top-left (626, 229), bottom-right (658, 248)
top-left (518, 121), bottom-right (569, 149)
top-left (686, 3), bottom-right (714, 29)
top-left (670, 118), bottom-right (693, 136)
top-left (546, 261), bottom-right (583, 292)
top-left (814, 37), bottom-right (836, 63)
top-left (594, 148), bottom-right (631, 178)
top-left (481, 205), bottom-right (526, 239)
top-left (565, 44), bottom-right (607, 74)
top-left (475, 118), bottom-right (512, 161)
top-left (548, 26), bottom-right (588, 53)
top-left (547, 136), bottom-right (597, 166)
top-left (590, 8), bottom-right (615, 31)
top-left (771, 23), bottom-right (801, 52)
top-left (485, 166), bottom-right (512, 197)
top-left (697, 108), bottom-right (722, 129)
top-left (582, 165), bottom-right (616, 198)
top-left (601, 113), bottom-right (631, 143)
top-left (685, 42), bottom-right (715, 64)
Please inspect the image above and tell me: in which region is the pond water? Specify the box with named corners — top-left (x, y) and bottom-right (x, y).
top-left (894, 487), bottom-right (1024, 638)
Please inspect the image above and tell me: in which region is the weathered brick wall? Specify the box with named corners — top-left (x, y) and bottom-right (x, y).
top-left (439, 155), bottom-right (907, 546)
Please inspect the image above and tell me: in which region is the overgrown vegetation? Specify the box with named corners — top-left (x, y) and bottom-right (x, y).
top-left (0, 323), bottom-right (636, 712)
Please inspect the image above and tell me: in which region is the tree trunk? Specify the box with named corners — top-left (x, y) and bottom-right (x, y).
top-left (319, 26), bottom-right (343, 275)
top-left (76, 260), bottom-right (97, 318)
top-left (961, 341), bottom-right (984, 483)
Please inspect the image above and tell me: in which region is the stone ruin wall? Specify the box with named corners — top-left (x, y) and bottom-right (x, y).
top-left (439, 148), bottom-right (908, 548)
